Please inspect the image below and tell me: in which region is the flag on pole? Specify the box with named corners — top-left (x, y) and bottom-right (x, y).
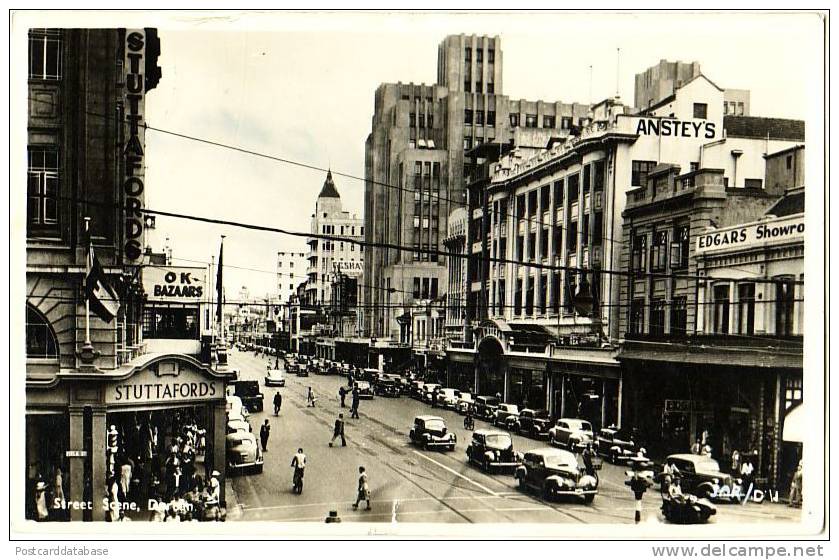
top-left (86, 245), bottom-right (121, 323)
top-left (216, 238), bottom-right (224, 323)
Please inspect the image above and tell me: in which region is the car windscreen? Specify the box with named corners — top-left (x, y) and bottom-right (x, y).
top-left (425, 420), bottom-right (446, 431)
top-left (543, 454), bottom-right (576, 470)
top-left (695, 458), bottom-right (722, 472)
top-left (484, 434), bottom-right (512, 449)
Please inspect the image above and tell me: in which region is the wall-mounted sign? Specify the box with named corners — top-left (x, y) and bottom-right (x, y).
top-left (695, 214), bottom-right (804, 255)
top-left (143, 266), bottom-right (206, 302)
top-left (123, 29), bottom-right (147, 263)
top-left (634, 118), bottom-right (717, 139)
top-left (106, 363), bottom-right (223, 405)
top-left (332, 260), bottom-right (363, 277)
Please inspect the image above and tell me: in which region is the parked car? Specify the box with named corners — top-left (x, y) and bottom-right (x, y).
top-left (475, 395), bottom-right (500, 420)
top-left (656, 454), bottom-right (742, 503)
top-left (397, 376), bottom-right (412, 395)
top-left (408, 415), bottom-right (456, 451)
top-left (226, 395), bottom-right (249, 421)
top-left (227, 418), bottom-right (252, 434)
top-left (515, 448), bottom-right (598, 503)
top-left (456, 392), bottom-right (475, 414)
top-left (595, 426), bottom-right (637, 463)
top-left (421, 383), bottom-right (441, 404)
top-left (508, 408), bottom-right (552, 438)
top-left (410, 381), bottom-right (426, 400)
top-left (466, 429), bottom-right (522, 472)
top-left (436, 388), bottom-right (459, 408)
top-left (295, 363), bottom-right (309, 377)
top-left (493, 403), bottom-right (520, 427)
top-left (226, 426), bottom-right (264, 474)
top-left (264, 367), bottom-right (285, 387)
top-left (548, 418), bottom-right (594, 450)
top-left (231, 380), bottom-right (264, 413)
top-left (285, 360), bottom-right (300, 374)
top-left (374, 375), bottom-right (401, 397)
top-left (355, 380), bottom-right (374, 399)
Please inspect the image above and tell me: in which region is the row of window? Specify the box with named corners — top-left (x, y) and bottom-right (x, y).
top-left (321, 224), bottom-right (362, 236)
top-left (29, 29), bottom-right (62, 81)
top-left (464, 109), bottom-right (496, 126)
top-left (509, 114), bottom-right (581, 129)
top-left (408, 112), bottom-right (434, 129)
top-left (463, 136), bottom-right (496, 151)
top-left (723, 101), bottom-right (746, 116)
top-left (503, 271), bottom-right (600, 317)
top-left (631, 225), bottom-right (690, 272)
top-left (464, 47), bottom-right (495, 63)
top-left (412, 277), bottom-right (440, 300)
top-left (463, 80), bottom-right (495, 94)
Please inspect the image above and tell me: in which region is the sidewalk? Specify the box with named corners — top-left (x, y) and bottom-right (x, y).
top-left (225, 477), bottom-right (244, 521)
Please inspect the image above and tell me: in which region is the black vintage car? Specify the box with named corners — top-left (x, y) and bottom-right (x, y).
top-left (656, 454), bottom-right (742, 503)
top-left (374, 375), bottom-right (401, 397)
top-left (594, 426), bottom-right (637, 463)
top-left (515, 448), bottom-right (598, 503)
top-left (474, 395), bottom-right (500, 421)
top-left (409, 415), bottom-right (456, 451)
top-left (508, 408), bottom-right (552, 439)
top-left (232, 380), bottom-right (264, 413)
top-left (466, 430), bottom-right (522, 472)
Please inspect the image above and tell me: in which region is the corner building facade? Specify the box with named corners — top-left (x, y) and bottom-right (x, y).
top-left (363, 34), bottom-right (589, 340)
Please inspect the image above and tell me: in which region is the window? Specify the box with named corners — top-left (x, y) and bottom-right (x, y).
top-left (543, 115), bottom-right (555, 128)
top-left (651, 230), bottom-right (668, 271)
top-left (525, 276), bottom-right (534, 315)
top-left (567, 174), bottom-right (579, 202)
top-left (786, 155), bottom-right (793, 170)
top-left (487, 82), bottom-right (495, 94)
top-left (525, 114), bottom-right (538, 128)
top-left (475, 110), bottom-right (484, 125)
top-left (567, 221), bottom-right (578, 254)
top-left (464, 109), bottom-right (473, 125)
top-left (744, 178), bottom-right (763, 189)
top-left (488, 49), bottom-right (495, 63)
top-left (476, 48), bottom-right (483, 63)
top-left (552, 226), bottom-right (563, 258)
top-left (26, 305), bottom-right (58, 358)
top-left (565, 273), bottom-right (577, 313)
top-left (497, 279), bottom-right (506, 315)
top-left (631, 160), bottom-right (657, 187)
top-left (738, 283), bottom-right (756, 335)
top-left (464, 80), bottom-right (471, 93)
top-left (553, 179), bottom-right (564, 207)
top-left (551, 273), bottom-right (560, 313)
top-left (28, 29), bottom-right (62, 80)
top-left (143, 303), bottom-right (200, 339)
top-left (540, 274), bottom-right (548, 314)
top-left (289, 284), bottom-right (293, 290)
top-left (27, 147), bottom-right (59, 229)
top-left (561, 116), bottom-right (572, 129)
top-left (690, 161), bottom-right (699, 172)
top-left (409, 112), bottom-right (416, 127)
top-left (631, 232), bottom-right (647, 272)
top-left (737, 102), bottom-right (744, 115)
top-left (594, 160), bottom-right (605, 191)
top-left (629, 299), bottom-right (645, 334)
top-left (514, 279), bottom-right (523, 316)
top-left (775, 277), bottom-right (796, 336)
top-left (465, 47), bottom-right (472, 61)
top-left (670, 224), bottom-right (690, 269)
top-left (408, 140), bottom-right (416, 149)
top-left (581, 215), bottom-right (589, 245)
top-left (487, 111), bottom-right (496, 126)
top-left (650, 299), bottom-right (666, 336)
top-left (540, 184), bottom-right (550, 210)
top-left (510, 113), bottom-right (519, 127)
top-left (463, 137), bottom-right (472, 150)
top-left (413, 277), bottom-right (421, 299)
top-left (712, 284), bottom-right (730, 334)
top-left (528, 190), bottom-right (537, 217)
top-left (418, 114), bottom-right (425, 128)
top-left (670, 297), bottom-right (687, 335)
top-left (516, 235), bottom-right (524, 260)
top-left (431, 278), bottom-right (439, 298)
top-left (476, 81), bottom-right (483, 93)
top-left (427, 114), bottom-right (434, 128)
top-left (693, 103), bottom-right (708, 119)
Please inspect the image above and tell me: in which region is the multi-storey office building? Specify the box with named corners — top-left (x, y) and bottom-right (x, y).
top-left (276, 250), bottom-right (306, 307)
top-left (363, 34), bottom-right (589, 340)
top-left (447, 70), bottom-right (803, 433)
top-left (25, 29), bottom-right (233, 521)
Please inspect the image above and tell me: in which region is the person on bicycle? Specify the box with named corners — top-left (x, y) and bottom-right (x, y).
top-left (291, 448), bottom-right (306, 490)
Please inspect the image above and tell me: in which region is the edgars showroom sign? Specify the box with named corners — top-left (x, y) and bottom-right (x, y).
top-left (143, 266), bottom-right (206, 302)
top-left (695, 215), bottom-right (804, 255)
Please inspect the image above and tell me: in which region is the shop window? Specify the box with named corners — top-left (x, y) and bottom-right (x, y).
top-left (670, 296), bottom-right (687, 335)
top-left (27, 146), bottom-right (60, 231)
top-left (738, 283), bottom-right (756, 335)
top-left (29, 29), bottom-right (62, 80)
top-left (651, 230), bottom-right (668, 271)
top-left (26, 305), bottom-right (58, 359)
top-left (712, 284), bottom-right (730, 334)
top-left (775, 277), bottom-right (796, 336)
top-left (629, 298), bottom-right (645, 334)
top-left (650, 299), bottom-right (666, 336)
top-left (631, 160), bottom-right (657, 187)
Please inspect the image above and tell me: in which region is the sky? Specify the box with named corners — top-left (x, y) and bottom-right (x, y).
top-left (138, 11), bottom-right (824, 298)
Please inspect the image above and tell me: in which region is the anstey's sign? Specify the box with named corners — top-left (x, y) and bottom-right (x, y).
top-left (695, 214), bottom-right (804, 255)
top-left (143, 266), bottom-right (206, 302)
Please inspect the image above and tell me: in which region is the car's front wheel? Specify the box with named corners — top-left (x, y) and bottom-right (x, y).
top-left (584, 493), bottom-right (595, 504)
top-left (518, 476), bottom-right (526, 490)
top-left (541, 482), bottom-right (552, 500)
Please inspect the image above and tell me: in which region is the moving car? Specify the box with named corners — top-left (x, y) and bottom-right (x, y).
top-left (436, 388), bottom-right (459, 408)
top-left (409, 415), bottom-right (456, 451)
top-left (226, 426), bottom-right (264, 474)
top-left (493, 403), bottom-right (520, 427)
top-left (508, 408), bottom-right (552, 439)
top-left (285, 360), bottom-right (301, 374)
top-left (355, 380), bottom-right (374, 399)
top-left (548, 418), bottom-right (594, 450)
top-left (231, 380), bottom-right (264, 413)
top-left (657, 454), bottom-right (742, 503)
top-left (515, 448), bottom-right (598, 503)
top-left (456, 392), bottom-right (475, 414)
top-left (264, 368), bottom-right (285, 387)
top-left (466, 429), bottom-right (522, 472)
top-left (475, 395), bottom-right (500, 420)
top-left (595, 426), bottom-right (636, 463)
top-left (421, 383), bottom-right (441, 403)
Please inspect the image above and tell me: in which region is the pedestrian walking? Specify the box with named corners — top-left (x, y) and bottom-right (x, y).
top-left (582, 443), bottom-right (596, 477)
top-left (350, 387), bottom-right (360, 419)
top-left (259, 419), bottom-right (271, 452)
top-left (352, 466), bottom-right (371, 510)
top-left (338, 386), bottom-right (347, 408)
top-left (690, 438), bottom-right (702, 455)
top-left (789, 460), bottom-right (803, 508)
top-left (273, 392), bottom-right (282, 416)
top-left (626, 470), bottom-right (650, 524)
top-left (731, 449), bottom-right (741, 474)
top-left (330, 413), bottom-right (347, 447)
top-left (431, 386), bottom-right (439, 408)
top-left (740, 455), bottom-right (755, 490)
top-left (307, 387), bottom-right (317, 407)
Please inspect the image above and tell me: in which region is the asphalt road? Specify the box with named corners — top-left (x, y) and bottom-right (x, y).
top-left (225, 349), bottom-right (801, 526)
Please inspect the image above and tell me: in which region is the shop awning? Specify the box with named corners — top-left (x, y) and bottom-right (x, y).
top-left (783, 403), bottom-right (804, 443)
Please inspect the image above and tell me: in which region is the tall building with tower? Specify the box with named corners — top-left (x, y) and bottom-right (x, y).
top-left (363, 34), bottom-right (590, 339)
